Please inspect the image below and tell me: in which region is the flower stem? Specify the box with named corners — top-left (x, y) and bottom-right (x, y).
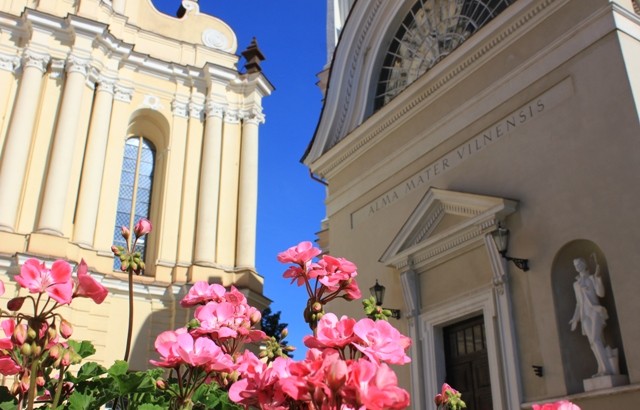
top-left (26, 359), bottom-right (39, 410)
top-left (123, 267), bottom-right (134, 362)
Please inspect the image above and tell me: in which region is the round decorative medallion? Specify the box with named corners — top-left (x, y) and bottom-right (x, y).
top-left (202, 29), bottom-right (231, 52)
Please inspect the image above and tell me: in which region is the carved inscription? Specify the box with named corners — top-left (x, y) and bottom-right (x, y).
top-left (351, 79), bottom-right (573, 227)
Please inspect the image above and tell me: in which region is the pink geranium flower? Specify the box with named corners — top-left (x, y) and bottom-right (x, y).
top-left (347, 359), bottom-right (410, 410)
top-left (303, 313), bottom-right (356, 350)
top-left (533, 400), bottom-right (581, 410)
top-left (174, 332), bottom-right (234, 372)
top-left (15, 259), bottom-right (73, 305)
top-left (352, 318), bottom-right (411, 365)
top-left (180, 281), bottom-right (226, 307)
top-left (277, 241), bottom-right (321, 265)
top-left (134, 218), bottom-right (152, 237)
top-left (150, 328), bottom-right (188, 368)
top-left (74, 259), bottom-right (108, 304)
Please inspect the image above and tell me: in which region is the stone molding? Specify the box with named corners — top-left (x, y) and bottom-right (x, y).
top-left (380, 188), bottom-right (518, 271)
top-left (308, 0), bottom-right (560, 173)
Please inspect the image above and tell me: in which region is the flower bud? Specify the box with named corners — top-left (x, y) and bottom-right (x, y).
top-left (311, 302), bottom-right (323, 313)
top-left (27, 327), bottom-right (37, 342)
top-left (31, 343), bottom-right (42, 357)
top-left (12, 324), bottom-right (27, 345)
top-left (20, 343), bottom-right (32, 357)
top-left (7, 297), bottom-right (25, 311)
top-left (134, 218), bottom-right (152, 237)
top-left (280, 328), bottom-right (288, 339)
top-left (121, 226), bottom-right (130, 240)
top-left (111, 245), bottom-right (121, 257)
top-left (49, 344), bottom-right (61, 360)
top-left (60, 320), bottom-right (73, 339)
top-left (250, 310), bottom-right (262, 325)
top-left (156, 379), bottom-right (166, 390)
top-left (61, 351), bottom-right (71, 367)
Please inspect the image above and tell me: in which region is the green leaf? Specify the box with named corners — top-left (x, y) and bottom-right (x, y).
top-left (67, 340), bottom-right (97, 359)
top-left (68, 392), bottom-right (97, 410)
top-left (71, 362), bottom-right (107, 383)
top-left (0, 386), bottom-right (15, 410)
top-left (138, 404), bottom-right (166, 410)
top-left (107, 360), bottom-right (129, 377)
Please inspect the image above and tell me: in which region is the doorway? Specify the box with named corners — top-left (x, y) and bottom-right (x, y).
top-left (443, 316), bottom-right (493, 410)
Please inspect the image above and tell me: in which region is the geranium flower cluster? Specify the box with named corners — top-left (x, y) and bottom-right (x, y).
top-left (0, 258), bottom-right (108, 408)
top-left (147, 242), bottom-right (411, 409)
top-left (230, 312), bottom-right (411, 410)
top-left (277, 241), bottom-right (362, 331)
top-left (150, 282), bottom-right (267, 406)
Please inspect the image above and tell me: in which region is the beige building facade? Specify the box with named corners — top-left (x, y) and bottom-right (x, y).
top-left (0, 0), bottom-right (271, 370)
top-left (306, 0), bottom-right (640, 409)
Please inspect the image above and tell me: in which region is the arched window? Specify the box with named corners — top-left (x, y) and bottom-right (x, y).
top-left (113, 136), bottom-right (155, 269)
top-left (374, 0), bottom-right (516, 110)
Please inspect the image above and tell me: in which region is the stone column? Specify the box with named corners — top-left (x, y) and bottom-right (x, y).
top-left (235, 110), bottom-right (263, 268)
top-left (216, 110), bottom-right (242, 266)
top-left (0, 49), bottom-right (49, 232)
top-left (193, 102), bottom-right (224, 265)
top-left (73, 78), bottom-right (115, 247)
top-left (0, 53), bottom-right (20, 144)
top-left (37, 55), bottom-right (90, 236)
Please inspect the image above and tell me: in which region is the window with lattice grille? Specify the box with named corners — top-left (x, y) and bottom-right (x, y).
top-left (374, 0), bottom-right (516, 110)
top-left (112, 137), bottom-right (155, 270)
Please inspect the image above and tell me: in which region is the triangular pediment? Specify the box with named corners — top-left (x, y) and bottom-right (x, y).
top-left (380, 188), bottom-right (518, 270)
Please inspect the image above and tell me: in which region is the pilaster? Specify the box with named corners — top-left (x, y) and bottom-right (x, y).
top-left (38, 54), bottom-right (91, 236)
top-left (216, 110), bottom-right (241, 267)
top-left (194, 101), bottom-right (225, 267)
top-left (74, 77), bottom-right (116, 247)
top-left (235, 109), bottom-right (263, 268)
top-left (0, 49), bottom-right (50, 232)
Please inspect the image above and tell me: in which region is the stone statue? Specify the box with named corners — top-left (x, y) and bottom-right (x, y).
top-left (569, 254), bottom-right (618, 377)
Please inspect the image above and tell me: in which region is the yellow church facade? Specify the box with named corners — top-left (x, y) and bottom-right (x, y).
top-left (0, 0), bottom-right (271, 370)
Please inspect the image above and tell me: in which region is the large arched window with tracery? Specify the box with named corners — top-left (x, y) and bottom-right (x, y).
top-left (374, 0), bottom-right (516, 110)
top-left (113, 136), bottom-right (155, 269)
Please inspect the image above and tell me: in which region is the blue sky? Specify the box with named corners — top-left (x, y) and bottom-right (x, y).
top-left (151, 0), bottom-right (328, 356)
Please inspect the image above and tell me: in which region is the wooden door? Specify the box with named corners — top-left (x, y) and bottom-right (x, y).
top-left (443, 316), bottom-right (493, 410)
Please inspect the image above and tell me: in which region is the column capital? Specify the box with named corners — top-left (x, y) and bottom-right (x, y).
top-left (240, 108), bottom-right (265, 125)
top-left (22, 49), bottom-right (50, 73)
top-left (96, 77), bottom-right (116, 94)
top-left (189, 101), bottom-right (204, 119)
top-left (0, 53), bottom-right (21, 73)
top-left (171, 98), bottom-right (189, 118)
top-left (205, 100), bottom-right (225, 118)
top-left (224, 109), bottom-right (241, 124)
top-left (65, 54), bottom-right (91, 76)
top-left (114, 84), bottom-right (133, 103)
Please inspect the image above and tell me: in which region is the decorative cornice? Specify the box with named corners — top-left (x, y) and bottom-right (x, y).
top-left (330, 0), bottom-right (384, 148)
